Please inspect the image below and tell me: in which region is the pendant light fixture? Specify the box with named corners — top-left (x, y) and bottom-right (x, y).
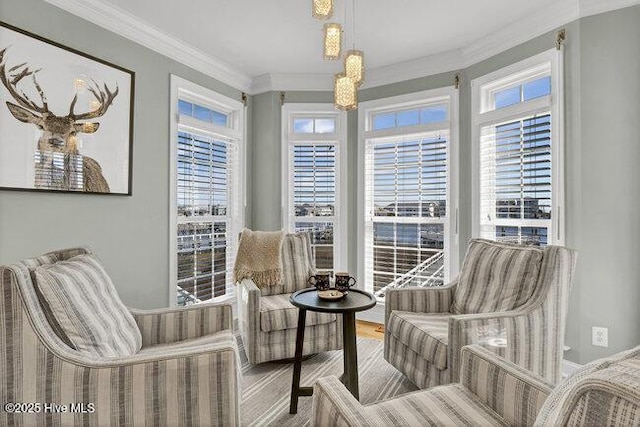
top-left (312, 0), bottom-right (334, 19)
top-left (334, 73), bottom-right (357, 110)
top-left (344, 50), bottom-right (364, 86)
top-left (323, 23), bottom-right (342, 60)
top-left (313, 0), bottom-right (365, 109)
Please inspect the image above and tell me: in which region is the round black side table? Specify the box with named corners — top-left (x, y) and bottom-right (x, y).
top-left (288, 287), bottom-right (376, 414)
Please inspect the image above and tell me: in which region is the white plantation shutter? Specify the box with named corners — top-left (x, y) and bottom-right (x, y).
top-left (480, 114), bottom-right (552, 245)
top-left (359, 88), bottom-right (459, 316)
top-left (293, 144), bottom-right (336, 218)
top-left (170, 77), bottom-right (244, 307)
top-left (176, 131), bottom-right (239, 304)
top-left (360, 90), bottom-right (457, 303)
top-left (364, 133), bottom-right (449, 297)
top-left (473, 51), bottom-right (563, 247)
top-left (291, 143), bottom-right (338, 271)
top-left (282, 105), bottom-right (346, 274)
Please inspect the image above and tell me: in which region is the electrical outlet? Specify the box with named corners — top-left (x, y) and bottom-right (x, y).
top-left (592, 327), bottom-right (608, 347)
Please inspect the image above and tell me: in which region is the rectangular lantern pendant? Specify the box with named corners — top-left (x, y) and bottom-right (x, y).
top-left (323, 23), bottom-right (342, 60)
top-left (345, 50), bottom-right (364, 86)
top-left (334, 73), bottom-right (357, 110)
top-left (312, 0), bottom-right (334, 19)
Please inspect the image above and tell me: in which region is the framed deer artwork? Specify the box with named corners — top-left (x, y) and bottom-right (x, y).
top-left (0, 21), bottom-right (134, 195)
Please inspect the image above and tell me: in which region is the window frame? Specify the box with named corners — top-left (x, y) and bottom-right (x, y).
top-left (169, 75), bottom-right (246, 307)
top-left (281, 103), bottom-right (348, 273)
top-left (471, 49), bottom-right (565, 246)
top-left (357, 87), bottom-right (460, 308)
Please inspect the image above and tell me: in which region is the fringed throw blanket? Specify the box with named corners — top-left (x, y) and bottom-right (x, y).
top-left (234, 229), bottom-right (286, 287)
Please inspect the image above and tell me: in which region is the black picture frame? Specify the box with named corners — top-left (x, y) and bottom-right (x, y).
top-left (0, 20), bottom-right (135, 196)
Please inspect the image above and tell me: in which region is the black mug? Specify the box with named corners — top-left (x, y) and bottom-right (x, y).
top-left (308, 272), bottom-right (331, 291)
top-left (334, 272), bottom-right (356, 293)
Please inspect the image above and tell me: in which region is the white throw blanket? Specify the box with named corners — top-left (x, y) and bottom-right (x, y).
top-left (234, 229), bottom-right (285, 287)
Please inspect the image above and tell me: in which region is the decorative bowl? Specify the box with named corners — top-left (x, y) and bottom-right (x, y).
top-left (317, 289), bottom-right (345, 300)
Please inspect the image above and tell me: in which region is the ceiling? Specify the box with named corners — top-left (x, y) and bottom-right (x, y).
top-left (45, 0), bottom-right (635, 92)
top-left (101, 0), bottom-right (567, 77)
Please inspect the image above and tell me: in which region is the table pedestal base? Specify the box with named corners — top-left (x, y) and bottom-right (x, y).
top-left (288, 288), bottom-right (376, 415)
top-left (289, 311), bottom-right (360, 414)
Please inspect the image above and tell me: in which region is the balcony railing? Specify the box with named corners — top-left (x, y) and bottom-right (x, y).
top-left (177, 285), bottom-right (201, 306)
top-left (374, 251), bottom-right (445, 299)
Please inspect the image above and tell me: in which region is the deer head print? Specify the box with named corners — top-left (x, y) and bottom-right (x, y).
top-left (0, 47), bottom-right (118, 192)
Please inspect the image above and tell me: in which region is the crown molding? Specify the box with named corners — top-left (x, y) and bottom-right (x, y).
top-left (452, 0), bottom-right (640, 69)
top-left (251, 73), bottom-right (333, 94)
top-left (45, 0), bottom-right (638, 95)
top-left (251, 49), bottom-right (465, 95)
top-left (43, 0), bottom-right (253, 93)
top-left (365, 49), bottom-right (465, 89)
top-left (462, 1), bottom-right (579, 67)
top-left (249, 74), bottom-right (274, 95)
top-left (579, 0), bottom-right (640, 17)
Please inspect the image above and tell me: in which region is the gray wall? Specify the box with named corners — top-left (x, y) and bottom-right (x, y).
top-left (575, 6), bottom-right (640, 362)
top-left (250, 6), bottom-right (640, 364)
top-left (250, 92), bottom-right (282, 231)
top-left (0, 0), bottom-right (246, 309)
top-left (1, 0), bottom-right (638, 364)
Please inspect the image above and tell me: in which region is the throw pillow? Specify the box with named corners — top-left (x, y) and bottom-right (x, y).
top-left (33, 254), bottom-right (142, 358)
top-left (452, 239), bottom-right (544, 314)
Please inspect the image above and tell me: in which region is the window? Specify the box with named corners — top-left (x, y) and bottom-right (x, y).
top-left (292, 117), bottom-right (336, 134)
top-left (359, 88), bottom-right (458, 300)
top-left (170, 76), bottom-right (245, 306)
top-left (283, 105), bottom-right (347, 273)
top-left (372, 104), bottom-right (448, 130)
top-left (472, 50), bottom-right (564, 246)
top-left (178, 100), bottom-right (229, 127)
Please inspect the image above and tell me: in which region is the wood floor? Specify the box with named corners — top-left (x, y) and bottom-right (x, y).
top-left (356, 320), bottom-right (385, 340)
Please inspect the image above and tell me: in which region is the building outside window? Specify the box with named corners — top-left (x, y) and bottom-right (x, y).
top-left (170, 76), bottom-right (245, 306)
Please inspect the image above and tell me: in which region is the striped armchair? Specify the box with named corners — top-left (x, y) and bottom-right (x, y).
top-left (0, 247), bottom-right (240, 426)
top-left (385, 239), bottom-right (577, 389)
top-left (237, 232), bottom-right (343, 365)
top-left (313, 344), bottom-right (640, 427)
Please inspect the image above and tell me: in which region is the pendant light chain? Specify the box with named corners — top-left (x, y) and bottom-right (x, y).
top-left (344, 0), bottom-right (364, 88)
top-left (353, 0), bottom-right (356, 49)
top-left (344, 0), bottom-right (348, 48)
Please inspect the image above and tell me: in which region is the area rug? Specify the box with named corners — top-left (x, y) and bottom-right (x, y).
top-left (238, 336), bottom-right (418, 426)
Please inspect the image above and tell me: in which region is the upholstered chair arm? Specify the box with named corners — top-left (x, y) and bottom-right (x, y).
top-left (49, 330), bottom-right (239, 367)
top-left (448, 306), bottom-right (561, 384)
top-left (129, 302), bottom-right (233, 347)
top-left (385, 280), bottom-right (457, 323)
top-left (460, 345), bottom-right (553, 426)
top-left (313, 376), bottom-right (374, 427)
top-left (61, 335), bottom-right (240, 425)
top-left (237, 278), bottom-right (262, 364)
